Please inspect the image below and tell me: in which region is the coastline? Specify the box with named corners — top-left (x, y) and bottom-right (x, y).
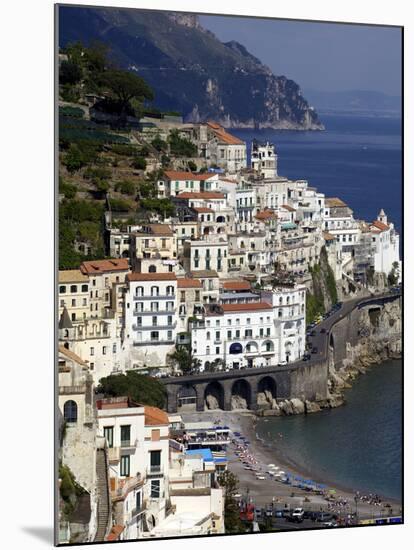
top-left (181, 407), bottom-right (402, 517)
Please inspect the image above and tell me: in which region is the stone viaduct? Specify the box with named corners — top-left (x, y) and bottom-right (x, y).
top-left (161, 292), bottom-right (401, 413)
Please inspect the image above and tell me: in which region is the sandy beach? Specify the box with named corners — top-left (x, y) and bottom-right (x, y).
top-left (181, 409), bottom-right (402, 522)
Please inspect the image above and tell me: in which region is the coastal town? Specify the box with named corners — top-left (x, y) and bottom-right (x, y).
top-left (57, 39), bottom-right (402, 544)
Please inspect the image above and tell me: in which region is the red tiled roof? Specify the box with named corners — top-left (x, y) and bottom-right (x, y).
top-left (177, 192), bottom-right (225, 200)
top-left (221, 301), bottom-right (272, 312)
top-left (193, 207), bottom-right (214, 214)
top-left (323, 231), bottom-right (336, 241)
top-left (97, 397), bottom-right (142, 410)
top-left (144, 405), bottom-right (169, 426)
top-left (177, 278), bottom-right (203, 288)
top-left (127, 273), bottom-right (177, 282)
top-left (81, 258), bottom-right (129, 275)
top-left (58, 345), bottom-right (88, 367)
top-left (163, 171), bottom-right (215, 181)
top-left (255, 209), bottom-right (276, 220)
top-left (207, 121), bottom-right (245, 145)
top-left (222, 280), bottom-right (251, 291)
top-left (281, 204), bottom-right (296, 212)
top-left (371, 220), bottom-right (389, 232)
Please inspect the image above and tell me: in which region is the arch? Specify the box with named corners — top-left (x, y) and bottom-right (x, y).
top-left (216, 215), bottom-right (225, 223)
top-left (257, 376), bottom-right (277, 408)
top-left (204, 381), bottom-right (224, 410)
top-left (121, 250), bottom-right (129, 258)
top-left (229, 342), bottom-right (243, 355)
top-left (148, 264), bottom-right (157, 273)
top-left (177, 384), bottom-right (197, 411)
top-left (261, 340), bottom-right (274, 353)
top-left (245, 341), bottom-right (259, 354)
top-left (63, 400), bottom-right (78, 423)
top-left (231, 379), bottom-right (251, 410)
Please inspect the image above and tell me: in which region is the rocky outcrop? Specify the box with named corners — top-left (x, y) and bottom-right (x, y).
top-left (205, 394), bottom-right (220, 410)
top-left (59, 7), bottom-right (324, 130)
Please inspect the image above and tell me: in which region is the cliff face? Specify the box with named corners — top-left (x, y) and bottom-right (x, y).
top-left (58, 6), bottom-right (324, 130)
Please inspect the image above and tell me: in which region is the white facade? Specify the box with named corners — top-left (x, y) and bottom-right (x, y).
top-left (370, 210), bottom-right (400, 276)
top-left (251, 140), bottom-right (278, 178)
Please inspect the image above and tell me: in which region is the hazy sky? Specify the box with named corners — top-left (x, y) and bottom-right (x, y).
top-left (199, 15), bottom-right (402, 96)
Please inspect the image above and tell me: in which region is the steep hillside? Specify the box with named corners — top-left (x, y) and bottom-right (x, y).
top-left (58, 6), bottom-right (324, 130)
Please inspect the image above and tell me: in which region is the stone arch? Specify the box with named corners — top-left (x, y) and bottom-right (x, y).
top-left (261, 339), bottom-right (274, 353)
top-left (177, 384), bottom-right (197, 411)
top-left (204, 381), bottom-right (224, 410)
top-left (257, 376), bottom-right (277, 408)
top-left (231, 379), bottom-right (251, 410)
top-left (245, 341), bottom-right (259, 354)
top-left (216, 215), bottom-right (225, 223)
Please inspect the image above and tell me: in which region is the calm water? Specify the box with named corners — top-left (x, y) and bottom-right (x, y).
top-left (233, 114), bottom-right (402, 233)
top-left (256, 360), bottom-right (402, 500)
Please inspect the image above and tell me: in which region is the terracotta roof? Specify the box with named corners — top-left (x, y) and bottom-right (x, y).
top-left (323, 231), bottom-right (336, 241)
top-left (59, 270), bottom-right (89, 283)
top-left (189, 270), bottom-right (219, 278)
top-left (163, 171), bottom-right (215, 181)
top-left (219, 177), bottom-right (238, 184)
top-left (221, 301), bottom-right (272, 312)
top-left (59, 345), bottom-right (88, 367)
top-left (107, 525), bottom-right (125, 542)
top-left (96, 397), bottom-right (142, 410)
top-left (325, 197), bottom-right (347, 208)
top-left (177, 192), bottom-right (225, 200)
top-left (255, 209), bottom-right (276, 220)
top-left (177, 278), bottom-right (203, 288)
top-left (371, 220), bottom-right (389, 232)
top-left (207, 121), bottom-right (245, 145)
top-left (127, 272), bottom-right (177, 282)
top-left (193, 207), bottom-right (214, 214)
top-left (144, 405), bottom-right (169, 426)
top-left (146, 224), bottom-right (173, 236)
top-left (222, 280), bottom-right (251, 291)
top-left (281, 204), bottom-right (296, 212)
top-left (81, 258), bottom-right (129, 275)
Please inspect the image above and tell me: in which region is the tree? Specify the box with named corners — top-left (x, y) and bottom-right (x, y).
top-left (97, 371), bottom-right (166, 409)
top-left (132, 157), bottom-right (147, 170)
top-left (167, 345), bottom-right (201, 374)
top-left (115, 179), bottom-right (136, 196)
top-left (187, 160), bottom-right (197, 172)
top-left (59, 60), bottom-right (83, 86)
top-left (99, 70), bottom-right (154, 117)
top-left (218, 471), bottom-right (244, 533)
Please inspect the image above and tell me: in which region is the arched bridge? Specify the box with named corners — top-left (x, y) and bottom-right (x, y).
top-left (162, 291), bottom-right (401, 413)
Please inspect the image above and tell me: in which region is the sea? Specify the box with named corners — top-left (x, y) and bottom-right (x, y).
top-left (232, 113), bottom-right (402, 234)
top-left (234, 114), bottom-right (402, 501)
top-left (256, 359), bottom-right (402, 501)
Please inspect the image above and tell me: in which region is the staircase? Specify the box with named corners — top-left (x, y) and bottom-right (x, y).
top-left (94, 449), bottom-right (111, 542)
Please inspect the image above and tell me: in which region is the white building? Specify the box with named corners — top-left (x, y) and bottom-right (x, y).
top-left (251, 140), bottom-right (278, 178)
top-left (124, 273), bottom-right (178, 369)
top-left (369, 209), bottom-right (400, 277)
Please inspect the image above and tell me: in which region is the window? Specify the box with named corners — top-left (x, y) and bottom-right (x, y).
top-left (206, 332), bottom-right (211, 340)
top-left (92, 279), bottom-right (96, 287)
top-left (180, 291), bottom-right (185, 303)
top-left (152, 316), bottom-right (158, 327)
top-left (151, 479), bottom-right (160, 498)
top-left (60, 299), bottom-right (65, 307)
top-left (149, 264), bottom-right (157, 273)
top-left (90, 347), bottom-right (94, 356)
top-left (113, 343), bottom-right (117, 354)
top-left (102, 346), bottom-right (107, 355)
top-left (59, 285), bottom-right (66, 294)
top-left (90, 362), bottom-right (94, 370)
top-left (71, 299), bottom-right (76, 307)
top-left (216, 346), bottom-right (220, 354)
top-left (71, 313), bottom-right (76, 321)
top-left (227, 330), bottom-right (232, 339)
top-left (120, 455), bottom-right (130, 477)
top-left (151, 286), bottom-right (159, 297)
top-left (151, 302), bottom-right (158, 312)
top-left (168, 315), bottom-right (173, 325)
top-left (136, 491), bottom-right (142, 512)
top-left (215, 331), bottom-right (220, 341)
top-left (63, 400), bottom-right (78, 423)
top-left (246, 318), bottom-right (251, 325)
top-left (151, 331), bottom-right (159, 341)
top-left (167, 330), bottom-right (172, 341)
top-left (103, 426), bottom-right (114, 448)
top-left (227, 319), bottom-right (232, 326)
top-left (194, 259), bottom-right (199, 268)
top-left (150, 450), bottom-right (161, 473)
top-left (120, 425), bottom-right (131, 447)
top-left (82, 298), bottom-right (87, 306)
top-left (81, 284), bottom-right (88, 292)
top-left (236, 330), bottom-right (240, 338)
top-left (195, 291), bottom-right (200, 301)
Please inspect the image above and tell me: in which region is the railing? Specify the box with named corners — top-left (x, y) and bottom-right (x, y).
top-left (133, 308), bottom-right (176, 315)
top-left (133, 339), bottom-right (175, 346)
top-left (132, 322), bottom-right (177, 331)
top-left (133, 294), bottom-right (175, 300)
top-left (147, 465), bottom-right (163, 476)
top-left (59, 385), bottom-right (86, 395)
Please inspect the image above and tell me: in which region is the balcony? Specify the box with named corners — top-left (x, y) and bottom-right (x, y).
top-left (133, 294), bottom-right (175, 301)
top-left (133, 308), bottom-right (176, 315)
top-left (133, 339), bottom-right (175, 346)
top-left (132, 322), bottom-right (177, 331)
top-left (147, 465), bottom-right (163, 477)
top-left (120, 439), bottom-right (138, 449)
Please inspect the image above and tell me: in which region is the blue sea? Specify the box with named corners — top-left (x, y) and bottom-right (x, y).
top-left (232, 114), bottom-right (402, 233)
top-left (256, 360), bottom-right (402, 500)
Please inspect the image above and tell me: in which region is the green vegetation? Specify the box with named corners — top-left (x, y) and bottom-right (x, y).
top-left (97, 371), bottom-right (166, 409)
top-left (140, 197), bottom-right (175, 217)
top-left (168, 129), bottom-right (197, 157)
top-left (98, 69), bottom-right (154, 118)
top-left (320, 247), bottom-right (338, 304)
top-left (59, 177), bottom-right (77, 199)
top-left (59, 464), bottom-right (86, 519)
top-left (131, 156), bottom-right (147, 170)
top-left (151, 136), bottom-right (168, 152)
top-left (388, 261), bottom-right (400, 286)
top-left (109, 197), bottom-right (132, 212)
top-left (115, 179), bottom-right (136, 196)
top-left (217, 471), bottom-right (245, 533)
top-left (187, 160), bottom-right (197, 172)
top-left (167, 345), bottom-right (201, 374)
top-left (110, 143), bottom-right (139, 156)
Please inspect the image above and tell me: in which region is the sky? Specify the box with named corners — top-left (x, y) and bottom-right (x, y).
top-left (199, 15), bottom-right (402, 96)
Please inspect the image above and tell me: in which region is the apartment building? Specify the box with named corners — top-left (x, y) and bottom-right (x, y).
top-left (124, 273), bottom-right (178, 368)
top-left (176, 278), bottom-right (204, 338)
top-left (251, 140), bottom-right (278, 179)
top-left (58, 269), bottom-right (90, 323)
top-left (131, 224), bottom-right (177, 268)
top-left (183, 237), bottom-right (229, 275)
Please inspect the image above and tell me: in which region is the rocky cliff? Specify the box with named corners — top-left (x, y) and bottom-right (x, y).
top-left (58, 6), bottom-right (324, 130)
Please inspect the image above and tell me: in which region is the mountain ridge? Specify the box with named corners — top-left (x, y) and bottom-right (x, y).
top-left (58, 6), bottom-right (324, 130)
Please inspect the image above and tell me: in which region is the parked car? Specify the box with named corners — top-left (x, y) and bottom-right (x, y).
top-left (290, 508), bottom-right (305, 523)
top-left (316, 512), bottom-right (334, 523)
